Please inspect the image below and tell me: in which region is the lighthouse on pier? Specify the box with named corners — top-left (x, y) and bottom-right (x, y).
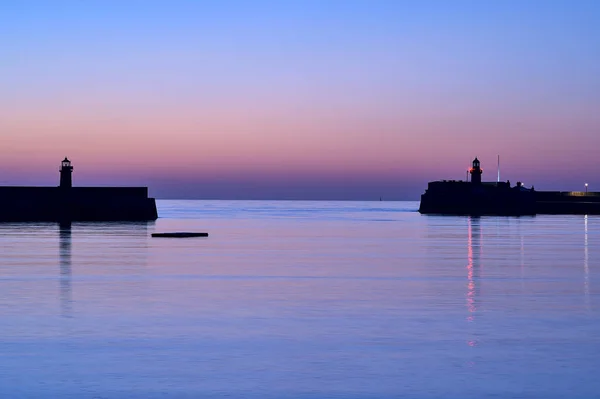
top-left (470, 158), bottom-right (482, 185)
top-left (59, 157), bottom-right (73, 188)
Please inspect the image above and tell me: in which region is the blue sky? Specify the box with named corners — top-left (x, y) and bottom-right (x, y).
top-left (1, 1), bottom-right (599, 198)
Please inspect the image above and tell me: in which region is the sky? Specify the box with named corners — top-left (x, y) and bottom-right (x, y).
top-left (1, 0), bottom-right (599, 199)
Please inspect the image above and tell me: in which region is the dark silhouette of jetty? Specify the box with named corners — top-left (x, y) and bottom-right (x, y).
top-left (0, 158), bottom-right (158, 222)
top-left (419, 158), bottom-right (600, 215)
top-left (152, 232), bottom-right (208, 238)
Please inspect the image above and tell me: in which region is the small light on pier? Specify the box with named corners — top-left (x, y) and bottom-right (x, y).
top-left (585, 183), bottom-right (588, 193)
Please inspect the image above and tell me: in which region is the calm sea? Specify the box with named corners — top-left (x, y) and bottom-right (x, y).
top-left (0, 200), bottom-right (598, 398)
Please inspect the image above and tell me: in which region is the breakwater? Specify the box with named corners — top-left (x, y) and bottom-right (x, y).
top-left (0, 158), bottom-right (158, 222)
top-left (418, 158), bottom-right (600, 215)
top-left (0, 186), bottom-right (158, 222)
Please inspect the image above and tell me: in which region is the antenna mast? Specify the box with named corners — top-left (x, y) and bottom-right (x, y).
top-left (497, 155), bottom-right (500, 182)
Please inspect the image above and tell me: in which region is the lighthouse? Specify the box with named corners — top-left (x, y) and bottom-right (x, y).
top-left (59, 157), bottom-right (73, 188)
top-left (470, 157), bottom-right (482, 185)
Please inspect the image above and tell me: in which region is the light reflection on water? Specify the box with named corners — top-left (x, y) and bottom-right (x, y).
top-left (585, 215), bottom-right (590, 310)
top-left (0, 200), bottom-right (598, 398)
top-left (59, 222), bottom-right (72, 318)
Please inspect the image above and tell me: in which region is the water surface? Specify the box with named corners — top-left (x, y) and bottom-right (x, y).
top-left (0, 200), bottom-right (598, 398)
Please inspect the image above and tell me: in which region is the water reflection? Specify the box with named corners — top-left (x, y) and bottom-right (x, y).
top-left (584, 215), bottom-right (590, 310)
top-left (520, 222), bottom-right (525, 291)
top-left (466, 217), bottom-right (481, 348)
top-left (466, 217), bottom-right (481, 321)
top-left (58, 222), bottom-right (72, 317)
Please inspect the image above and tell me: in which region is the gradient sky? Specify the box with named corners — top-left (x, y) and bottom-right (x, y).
top-left (1, 0), bottom-right (599, 199)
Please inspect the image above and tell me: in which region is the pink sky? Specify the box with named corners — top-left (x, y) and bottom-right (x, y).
top-left (2, 98), bottom-right (598, 198)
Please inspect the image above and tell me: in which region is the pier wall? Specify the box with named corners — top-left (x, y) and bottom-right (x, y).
top-left (419, 184), bottom-right (600, 216)
top-left (419, 181), bottom-right (536, 215)
top-left (534, 191), bottom-right (600, 214)
top-left (0, 186), bottom-right (158, 222)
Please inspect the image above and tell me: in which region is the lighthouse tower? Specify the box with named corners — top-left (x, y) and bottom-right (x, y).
top-left (59, 157), bottom-right (73, 188)
top-left (470, 157), bottom-right (482, 185)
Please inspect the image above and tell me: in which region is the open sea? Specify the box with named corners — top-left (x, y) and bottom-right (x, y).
top-left (0, 200), bottom-right (598, 398)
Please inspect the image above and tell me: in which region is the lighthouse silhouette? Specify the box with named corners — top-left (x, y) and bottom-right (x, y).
top-left (59, 157), bottom-right (73, 188)
top-left (470, 157), bottom-right (482, 185)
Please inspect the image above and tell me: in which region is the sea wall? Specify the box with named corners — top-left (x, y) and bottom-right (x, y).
top-left (534, 191), bottom-right (600, 214)
top-left (0, 186), bottom-right (158, 222)
top-left (419, 181), bottom-right (536, 215)
top-left (419, 183), bottom-right (600, 216)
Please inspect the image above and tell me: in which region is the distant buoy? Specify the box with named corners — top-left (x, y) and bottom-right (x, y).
top-left (151, 232), bottom-right (208, 238)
